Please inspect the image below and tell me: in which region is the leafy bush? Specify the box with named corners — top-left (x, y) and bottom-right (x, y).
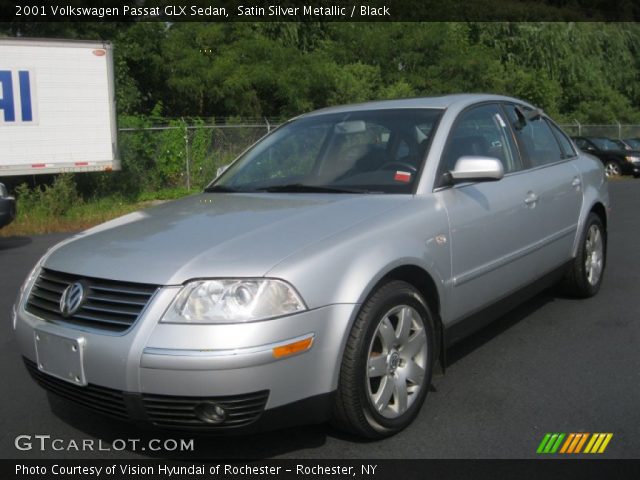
top-left (15, 174), bottom-right (81, 219)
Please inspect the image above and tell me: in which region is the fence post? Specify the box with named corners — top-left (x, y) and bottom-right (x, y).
top-left (617, 121), bottom-right (622, 139)
top-left (574, 119), bottom-right (581, 136)
top-left (182, 118), bottom-right (191, 191)
top-left (265, 117), bottom-right (271, 133)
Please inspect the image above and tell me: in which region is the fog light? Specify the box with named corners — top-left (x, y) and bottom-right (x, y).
top-left (194, 402), bottom-right (227, 424)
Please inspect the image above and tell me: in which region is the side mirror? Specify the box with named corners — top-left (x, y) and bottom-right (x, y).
top-left (449, 156), bottom-right (504, 183)
top-left (216, 164), bottom-right (230, 177)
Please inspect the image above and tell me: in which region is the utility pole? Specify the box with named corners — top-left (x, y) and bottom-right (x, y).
top-left (182, 118), bottom-right (191, 191)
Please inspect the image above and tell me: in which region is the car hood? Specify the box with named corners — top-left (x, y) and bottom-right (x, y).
top-left (616, 149), bottom-right (640, 157)
top-left (595, 149), bottom-right (639, 157)
top-left (44, 193), bottom-right (411, 285)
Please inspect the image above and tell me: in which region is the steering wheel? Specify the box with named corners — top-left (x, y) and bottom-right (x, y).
top-left (378, 161), bottom-right (418, 173)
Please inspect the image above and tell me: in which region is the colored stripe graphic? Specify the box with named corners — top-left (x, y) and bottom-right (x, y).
top-left (537, 433), bottom-right (565, 454)
top-left (559, 433), bottom-right (575, 453)
top-left (574, 433), bottom-right (589, 453)
top-left (597, 434), bottom-right (613, 453)
top-left (536, 433), bottom-right (552, 453)
top-left (550, 433), bottom-right (565, 453)
top-left (544, 433), bottom-right (559, 453)
top-left (584, 433), bottom-right (613, 454)
top-left (539, 433), bottom-right (613, 454)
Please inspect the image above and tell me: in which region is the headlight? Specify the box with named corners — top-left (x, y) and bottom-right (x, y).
top-left (625, 155), bottom-right (640, 163)
top-left (161, 279), bottom-right (307, 324)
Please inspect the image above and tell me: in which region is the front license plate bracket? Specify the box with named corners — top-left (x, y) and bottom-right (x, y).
top-left (34, 330), bottom-right (87, 386)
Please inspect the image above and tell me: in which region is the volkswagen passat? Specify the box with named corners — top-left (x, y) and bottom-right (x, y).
top-left (14, 95), bottom-right (608, 438)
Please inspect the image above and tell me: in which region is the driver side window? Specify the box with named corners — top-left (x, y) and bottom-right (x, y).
top-left (441, 104), bottom-right (520, 177)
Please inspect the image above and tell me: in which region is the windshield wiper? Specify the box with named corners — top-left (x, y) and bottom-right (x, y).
top-left (253, 184), bottom-right (364, 194)
top-left (203, 185), bottom-right (239, 193)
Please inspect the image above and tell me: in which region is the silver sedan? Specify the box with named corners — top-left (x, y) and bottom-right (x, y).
top-left (14, 94), bottom-right (608, 438)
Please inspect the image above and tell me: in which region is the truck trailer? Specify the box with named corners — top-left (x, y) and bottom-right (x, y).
top-left (0, 38), bottom-right (119, 176)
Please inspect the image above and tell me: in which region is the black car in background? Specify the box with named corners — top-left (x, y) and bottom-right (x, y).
top-left (0, 183), bottom-right (16, 229)
top-left (572, 136), bottom-right (640, 177)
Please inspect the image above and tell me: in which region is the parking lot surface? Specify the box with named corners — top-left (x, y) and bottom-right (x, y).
top-left (1, 180), bottom-right (638, 459)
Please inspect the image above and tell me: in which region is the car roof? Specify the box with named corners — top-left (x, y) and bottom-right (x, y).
top-left (300, 94), bottom-right (535, 118)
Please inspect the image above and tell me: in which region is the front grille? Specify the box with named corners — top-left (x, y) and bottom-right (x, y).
top-left (142, 391), bottom-right (270, 429)
top-left (26, 268), bottom-right (157, 333)
top-left (23, 358), bottom-right (129, 420)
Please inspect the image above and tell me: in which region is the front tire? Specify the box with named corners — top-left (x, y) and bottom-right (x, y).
top-left (332, 280), bottom-right (435, 439)
top-left (560, 213), bottom-right (606, 298)
top-left (604, 160), bottom-right (622, 178)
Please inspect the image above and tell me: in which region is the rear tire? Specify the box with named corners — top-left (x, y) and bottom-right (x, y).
top-left (560, 213), bottom-right (606, 298)
top-left (332, 280), bottom-right (435, 439)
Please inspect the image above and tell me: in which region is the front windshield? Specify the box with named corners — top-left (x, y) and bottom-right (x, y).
top-left (209, 109), bottom-right (442, 194)
top-left (591, 138), bottom-right (620, 151)
top-left (625, 138), bottom-right (640, 149)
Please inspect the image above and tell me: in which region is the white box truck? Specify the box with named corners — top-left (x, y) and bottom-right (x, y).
top-left (0, 38), bottom-right (120, 176)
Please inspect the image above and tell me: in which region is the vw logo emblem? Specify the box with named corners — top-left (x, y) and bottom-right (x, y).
top-left (59, 282), bottom-right (86, 317)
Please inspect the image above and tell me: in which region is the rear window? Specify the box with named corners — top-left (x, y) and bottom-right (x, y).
top-left (548, 121), bottom-right (576, 158)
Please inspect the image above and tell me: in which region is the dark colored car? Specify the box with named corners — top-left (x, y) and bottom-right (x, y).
top-left (572, 136), bottom-right (640, 177)
top-left (0, 182), bottom-right (17, 229)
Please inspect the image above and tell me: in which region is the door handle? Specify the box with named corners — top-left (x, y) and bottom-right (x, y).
top-left (572, 177), bottom-right (582, 188)
top-left (524, 192), bottom-right (539, 206)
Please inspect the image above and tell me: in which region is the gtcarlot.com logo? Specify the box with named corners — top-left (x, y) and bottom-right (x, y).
top-left (14, 435), bottom-right (194, 452)
top-left (536, 433), bottom-right (613, 454)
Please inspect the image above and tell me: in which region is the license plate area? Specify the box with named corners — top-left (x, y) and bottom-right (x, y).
top-left (34, 330), bottom-right (87, 386)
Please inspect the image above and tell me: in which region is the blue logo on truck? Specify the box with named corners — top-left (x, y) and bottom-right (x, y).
top-left (0, 70), bottom-right (34, 123)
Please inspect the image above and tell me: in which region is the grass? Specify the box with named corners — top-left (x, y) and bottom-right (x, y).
top-left (0, 187), bottom-right (195, 237)
top-left (1, 198), bottom-right (141, 237)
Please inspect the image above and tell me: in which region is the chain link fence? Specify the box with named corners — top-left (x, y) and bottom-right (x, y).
top-left (559, 123), bottom-right (640, 139)
top-left (117, 121), bottom-right (279, 191)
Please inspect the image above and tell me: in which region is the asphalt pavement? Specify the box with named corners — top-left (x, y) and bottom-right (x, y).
top-left (1, 180), bottom-right (638, 459)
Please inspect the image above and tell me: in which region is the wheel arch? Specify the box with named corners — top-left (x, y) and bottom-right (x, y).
top-left (590, 201), bottom-right (608, 234)
top-left (573, 201), bottom-right (608, 258)
top-left (349, 263), bottom-right (445, 374)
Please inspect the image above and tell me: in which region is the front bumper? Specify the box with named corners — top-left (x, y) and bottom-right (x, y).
top-left (23, 357), bottom-right (335, 432)
top-left (15, 286), bottom-right (358, 431)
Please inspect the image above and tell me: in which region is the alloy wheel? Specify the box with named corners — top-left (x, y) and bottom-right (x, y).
top-left (366, 305), bottom-right (428, 419)
top-left (585, 224), bottom-right (604, 286)
top-left (604, 162), bottom-right (621, 177)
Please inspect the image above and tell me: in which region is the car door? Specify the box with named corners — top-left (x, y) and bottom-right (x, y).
top-left (503, 104), bottom-right (583, 278)
top-left (434, 103), bottom-right (541, 323)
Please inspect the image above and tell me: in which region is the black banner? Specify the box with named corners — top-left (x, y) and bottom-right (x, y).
top-left (2, 0), bottom-right (640, 23)
top-left (5, 459), bottom-right (640, 480)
